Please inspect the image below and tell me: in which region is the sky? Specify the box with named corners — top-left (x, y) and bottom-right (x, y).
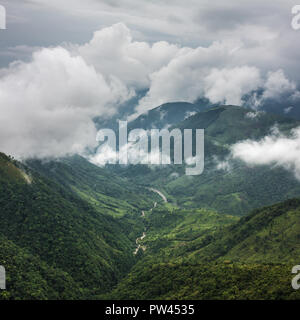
top-left (0, 0), bottom-right (300, 160)
top-left (1, 1), bottom-right (299, 63)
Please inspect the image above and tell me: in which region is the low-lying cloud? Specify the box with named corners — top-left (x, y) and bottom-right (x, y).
top-left (231, 126), bottom-right (300, 180)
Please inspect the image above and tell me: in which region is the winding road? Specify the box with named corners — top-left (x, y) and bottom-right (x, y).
top-left (133, 188), bottom-right (167, 255)
top-left (148, 188), bottom-right (168, 203)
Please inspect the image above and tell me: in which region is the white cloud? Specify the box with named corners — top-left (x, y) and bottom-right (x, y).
top-left (213, 155), bottom-right (232, 172)
top-left (263, 69), bottom-right (297, 99)
top-left (204, 66), bottom-right (262, 105)
top-left (184, 111), bottom-right (197, 119)
top-left (231, 127), bottom-right (300, 180)
top-left (245, 111), bottom-right (265, 119)
top-left (0, 46), bottom-right (132, 159)
top-left (76, 23), bottom-right (181, 90)
top-left (134, 40), bottom-right (236, 116)
top-left (241, 70), bottom-right (300, 110)
top-left (133, 42), bottom-right (269, 117)
top-left (216, 160), bottom-right (231, 172)
top-left (0, 22), bottom-right (299, 159)
top-left (3, 0), bottom-right (300, 92)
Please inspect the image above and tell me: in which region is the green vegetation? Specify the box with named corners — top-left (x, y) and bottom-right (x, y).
top-left (27, 155), bottom-right (155, 217)
top-left (0, 233), bottom-right (80, 300)
top-left (142, 206), bottom-right (237, 255)
top-left (104, 263), bottom-right (300, 300)
top-left (0, 153), bottom-right (153, 299)
top-left (103, 199), bottom-right (300, 300)
top-left (1, 105), bottom-right (300, 300)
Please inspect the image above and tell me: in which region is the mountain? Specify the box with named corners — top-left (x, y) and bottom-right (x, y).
top-left (2, 103), bottom-right (300, 300)
top-left (104, 198), bottom-right (300, 300)
top-left (0, 153), bottom-right (156, 299)
top-left (176, 105), bottom-right (297, 144)
top-left (110, 105), bottom-right (300, 215)
top-left (95, 98), bottom-right (215, 133)
top-left (128, 101), bottom-right (205, 130)
top-left (26, 155), bottom-right (155, 217)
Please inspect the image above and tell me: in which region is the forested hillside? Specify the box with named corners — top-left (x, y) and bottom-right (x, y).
top-left (1, 105), bottom-right (300, 300)
top-left (0, 153), bottom-right (154, 299)
top-left (104, 199), bottom-right (300, 300)
top-left (26, 155), bottom-right (155, 217)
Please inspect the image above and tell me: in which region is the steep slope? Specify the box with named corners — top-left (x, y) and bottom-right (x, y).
top-left (0, 153), bottom-right (32, 184)
top-left (192, 198), bottom-right (300, 264)
top-left (141, 206), bottom-right (238, 255)
top-left (165, 106), bottom-right (300, 213)
top-left (127, 198), bottom-right (300, 265)
top-left (26, 155), bottom-right (155, 217)
top-left (104, 198), bottom-right (300, 300)
top-left (105, 263), bottom-right (298, 300)
top-left (0, 232), bottom-right (81, 300)
top-left (0, 153), bottom-right (150, 299)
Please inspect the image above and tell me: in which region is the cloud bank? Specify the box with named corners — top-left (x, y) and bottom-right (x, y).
top-left (231, 126), bottom-right (300, 180)
top-left (0, 45), bottom-right (132, 158)
top-left (0, 21), bottom-right (299, 159)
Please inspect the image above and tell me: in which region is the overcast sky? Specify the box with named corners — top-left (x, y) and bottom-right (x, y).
top-left (0, 0), bottom-right (300, 159)
top-left (1, 1), bottom-right (299, 64)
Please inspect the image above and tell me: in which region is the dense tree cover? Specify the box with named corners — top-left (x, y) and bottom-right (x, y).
top-left (26, 155), bottom-right (156, 217)
top-left (0, 153), bottom-right (152, 299)
top-left (142, 207), bottom-right (237, 255)
top-left (0, 233), bottom-right (81, 300)
top-left (103, 199), bottom-right (300, 300)
top-left (1, 148), bottom-right (300, 300)
top-left (103, 263), bottom-right (300, 300)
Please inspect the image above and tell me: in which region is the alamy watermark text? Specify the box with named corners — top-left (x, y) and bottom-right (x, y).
top-left (96, 121), bottom-right (204, 176)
